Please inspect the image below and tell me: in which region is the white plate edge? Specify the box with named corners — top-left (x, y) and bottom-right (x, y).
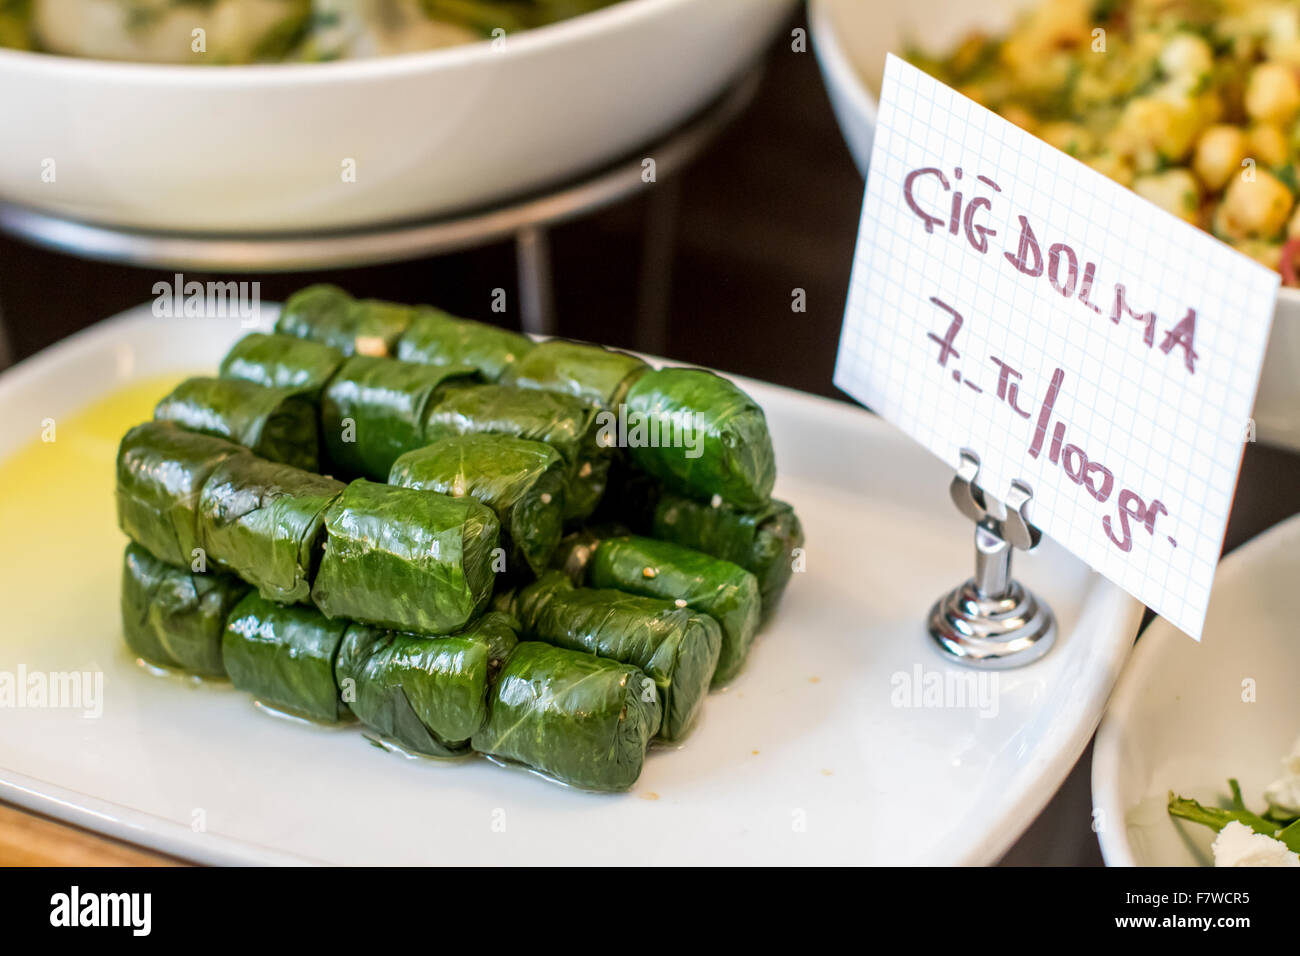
top-left (1, 303), bottom-right (1144, 866)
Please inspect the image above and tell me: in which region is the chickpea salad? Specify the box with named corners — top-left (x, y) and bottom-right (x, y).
top-left (908, 0), bottom-right (1300, 285)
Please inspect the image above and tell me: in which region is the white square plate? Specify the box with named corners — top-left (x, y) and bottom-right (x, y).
top-left (0, 305), bottom-right (1141, 864)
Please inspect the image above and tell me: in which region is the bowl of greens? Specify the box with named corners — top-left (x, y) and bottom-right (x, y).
top-left (0, 0), bottom-right (796, 232)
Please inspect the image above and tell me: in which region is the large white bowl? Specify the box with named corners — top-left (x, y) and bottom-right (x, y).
top-left (0, 0), bottom-right (795, 233)
top-left (810, 0), bottom-right (1300, 452)
top-left (1092, 512), bottom-right (1300, 866)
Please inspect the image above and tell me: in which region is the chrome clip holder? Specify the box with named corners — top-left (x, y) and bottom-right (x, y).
top-left (928, 448), bottom-right (1057, 669)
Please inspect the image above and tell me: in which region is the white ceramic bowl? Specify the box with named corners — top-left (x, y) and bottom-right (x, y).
top-left (810, 0), bottom-right (1300, 452)
top-left (1092, 512), bottom-right (1300, 866)
top-left (0, 0), bottom-right (795, 233)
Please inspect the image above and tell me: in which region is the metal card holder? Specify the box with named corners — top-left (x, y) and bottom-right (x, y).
top-left (928, 448), bottom-right (1057, 668)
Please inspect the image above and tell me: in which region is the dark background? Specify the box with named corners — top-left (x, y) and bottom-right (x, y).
top-left (1, 11), bottom-right (1296, 865)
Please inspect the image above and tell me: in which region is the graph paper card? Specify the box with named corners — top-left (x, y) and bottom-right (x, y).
top-left (834, 55), bottom-right (1280, 639)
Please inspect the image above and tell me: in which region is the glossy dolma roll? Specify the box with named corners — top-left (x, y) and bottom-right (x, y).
top-left (500, 571), bottom-right (720, 740)
top-left (389, 435), bottom-right (567, 578)
top-left (116, 421), bottom-right (244, 567)
top-left (623, 367), bottom-right (776, 510)
top-left (275, 284), bottom-right (415, 357)
top-left (653, 493), bottom-right (804, 619)
top-left (320, 356), bottom-right (479, 480)
top-left (587, 534), bottom-right (761, 686)
top-left (470, 642), bottom-right (660, 792)
top-left (197, 454), bottom-right (345, 604)
top-left (312, 480), bottom-right (500, 635)
top-left (501, 339), bottom-right (647, 409)
top-left (121, 543), bottom-right (248, 677)
top-left (423, 384), bottom-right (609, 521)
top-left (336, 612), bottom-right (518, 757)
top-left (396, 308), bottom-right (534, 381)
top-left (218, 332), bottom-right (346, 399)
top-left (154, 376), bottom-right (319, 471)
top-left (222, 592), bottom-right (351, 723)
top-left (423, 383), bottom-right (589, 467)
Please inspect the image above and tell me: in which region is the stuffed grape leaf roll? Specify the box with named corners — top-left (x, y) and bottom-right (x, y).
top-left (470, 642), bottom-right (660, 792)
top-left (653, 493), bottom-right (804, 619)
top-left (389, 435), bottom-right (567, 579)
top-left (623, 367), bottom-right (775, 510)
top-left (116, 421), bottom-right (244, 567)
top-left (222, 592), bottom-right (352, 723)
top-left (197, 454), bottom-right (345, 604)
top-left (154, 376), bottom-right (319, 471)
top-left (501, 339), bottom-right (647, 409)
top-left (499, 571), bottom-right (720, 740)
top-left (396, 308), bottom-right (534, 381)
top-left (423, 384), bottom-right (610, 521)
top-left (275, 284), bottom-right (415, 358)
top-left (121, 543), bottom-right (248, 677)
top-left (312, 480), bottom-right (500, 634)
top-left (586, 534), bottom-right (761, 686)
top-left (319, 355), bottom-right (479, 480)
top-left (218, 332), bottom-right (346, 400)
top-left (335, 612), bottom-right (518, 758)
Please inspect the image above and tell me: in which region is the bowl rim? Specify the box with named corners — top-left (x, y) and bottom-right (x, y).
top-left (809, 0), bottom-right (877, 131)
top-left (1091, 511), bottom-right (1300, 867)
top-left (0, 0), bottom-right (695, 84)
top-left (808, 0), bottom-right (1300, 308)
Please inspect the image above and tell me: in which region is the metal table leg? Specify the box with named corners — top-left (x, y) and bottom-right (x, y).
top-left (515, 225), bottom-right (556, 337)
top-left (635, 179), bottom-right (681, 356)
top-left (0, 300), bottom-right (13, 371)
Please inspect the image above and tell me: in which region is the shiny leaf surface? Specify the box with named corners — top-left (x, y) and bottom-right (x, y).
top-left (423, 384), bottom-right (609, 521)
top-left (276, 284), bottom-right (415, 357)
top-left (320, 356), bottom-right (479, 480)
top-left (653, 493), bottom-right (804, 619)
top-left (587, 534), bottom-right (760, 686)
top-left (116, 421), bottom-right (244, 567)
top-left (222, 591), bottom-right (351, 723)
top-left (154, 376), bottom-right (319, 471)
top-left (197, 453), bottom-right (344, 604)
top-left (396, 308), bottom-right (534, 381)
top-left (218, 332), bottom-right (346, 399)
top-left (312, 479), bottom-right (500, 635)
top-left (499, 571), bottom-right (720, 740)
top-left (624, 367), bottom-right (775, 509)
top-left (390, 435), bottom-right (567, 578)
top-left (501, 338), bottom-right (647, 409)
top-left (470, 641), bottom-right (659, 792)
top-left (335, 612), bottom-right (518, 757)
top-left (121, 543), bottom-right (248, 677)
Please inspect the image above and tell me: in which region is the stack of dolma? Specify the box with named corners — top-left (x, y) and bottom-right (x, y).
top-left (113, 284), bottom-right (803, 792)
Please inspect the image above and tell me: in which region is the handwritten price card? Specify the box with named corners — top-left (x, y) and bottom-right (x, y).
top-left (835, 55), bottom-right (1279, 639)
